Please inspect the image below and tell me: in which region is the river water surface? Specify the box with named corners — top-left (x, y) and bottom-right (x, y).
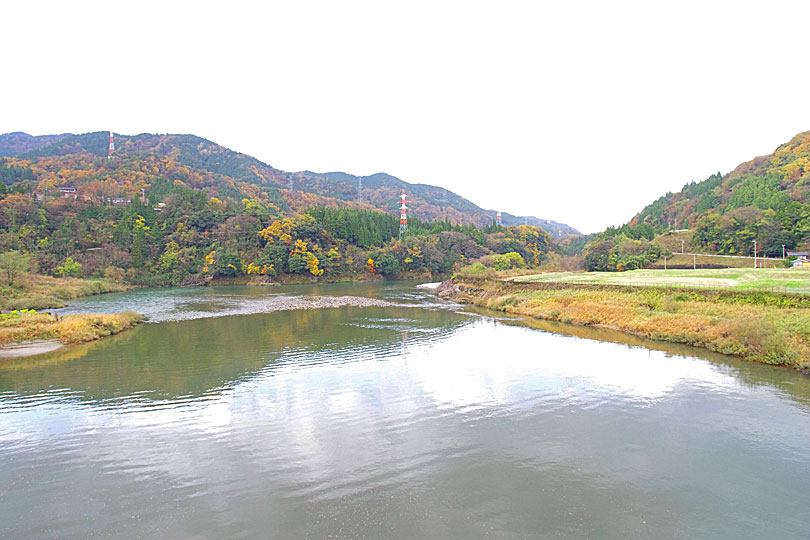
top-left (1, 281), bottom-right (809, 539)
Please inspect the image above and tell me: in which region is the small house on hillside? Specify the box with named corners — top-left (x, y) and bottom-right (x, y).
top-left (58, 186), bottom-right (77, 199)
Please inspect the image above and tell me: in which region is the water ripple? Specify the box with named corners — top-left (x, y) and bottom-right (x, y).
top-left (2, 283), bottom-right (810, 540)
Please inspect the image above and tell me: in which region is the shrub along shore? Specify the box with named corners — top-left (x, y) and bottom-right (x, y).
top-left (439, 277), bottom-right (810, 371)
top-left (0, 311), bottom-right (143, 348)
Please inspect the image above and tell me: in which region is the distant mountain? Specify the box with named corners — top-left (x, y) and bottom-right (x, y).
top-left (303, 171), bottom-right (581, 238)
top-left (485, 211), bottom-right (580, 240)
top-left (0, 131), bottom-right (580, 239)
top-left (0, 132), bottom-right (68, 157)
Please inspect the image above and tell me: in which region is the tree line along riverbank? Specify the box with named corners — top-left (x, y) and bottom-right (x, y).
top-left (438, 277), bottom-right (810, 371)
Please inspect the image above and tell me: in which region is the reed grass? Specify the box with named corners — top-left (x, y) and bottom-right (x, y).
top-left (0, 312), bottom-right (143, 345)
top-left (449, 278), bottom-right (810, 369)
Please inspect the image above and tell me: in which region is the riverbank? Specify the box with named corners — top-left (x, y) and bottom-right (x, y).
top-left (0, 339), bottom-right (64, 358)
top-left (0, 274), bottom-right (131, 310)
top-left (0, 311), bottom-right (143, 357)
top-left (211, 268), bottom-right (439, 287)
top-left (439, 277), bottom-right (810, 371)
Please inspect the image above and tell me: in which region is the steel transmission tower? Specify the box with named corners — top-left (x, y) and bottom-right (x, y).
top-left (399, 189), bottom-right (408, 239)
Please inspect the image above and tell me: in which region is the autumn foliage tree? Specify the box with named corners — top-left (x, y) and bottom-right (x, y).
top-left (0, 131), bottom-right (572, 285)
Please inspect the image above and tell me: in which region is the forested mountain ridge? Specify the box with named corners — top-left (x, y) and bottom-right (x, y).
top-left (0, 131), bottom-right (579, 238)
top-left (305, 171), bottom-right (579, 238)
top-left (0, 131), bottom-right (558, 288)
top-left (0, 132), bottom-right (69, 157)
top-left (630, 130), bottom-right (810, 257)
top-left (580, 130), bottom-right (810, 271)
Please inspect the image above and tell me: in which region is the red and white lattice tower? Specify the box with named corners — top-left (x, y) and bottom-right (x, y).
top-left (496, 210), bottom-right (502, 226)
top-left (399, 189), bottom-right (409, 238)
top-left (108, 131), bottom-right (114, 160)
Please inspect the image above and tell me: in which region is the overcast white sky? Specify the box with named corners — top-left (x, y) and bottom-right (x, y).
top-left (4, 1), bottom-right (810, 233)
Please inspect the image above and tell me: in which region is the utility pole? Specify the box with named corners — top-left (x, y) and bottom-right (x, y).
top-left (753, 240), bottom-right (757, 269)
top-left (664, 255), bottom-right (667, 270)
top-left (693, 254), bottom-right (696, 270)
top-left (783, 245), bottom-right (786, 259)
top-left (681, 239), bottom-right (685, 254)
top-left (108, 131), bottom-right (114, 160)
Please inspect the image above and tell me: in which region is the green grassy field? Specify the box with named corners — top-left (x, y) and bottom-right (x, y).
top-left (514, 268), bottom-right (810, 293)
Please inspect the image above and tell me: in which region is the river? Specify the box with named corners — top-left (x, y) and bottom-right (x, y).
top-left (1, 281), bottom-right (809, 539)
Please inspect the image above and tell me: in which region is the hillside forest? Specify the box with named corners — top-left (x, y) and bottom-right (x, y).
top-left (5, 128), bottom-right (810, 282)
top-left (582, 130), bottom-right (810, 271)
top-left (0, 141), bottom-right (555, 286)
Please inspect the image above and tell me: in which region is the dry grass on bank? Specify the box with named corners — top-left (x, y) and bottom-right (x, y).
top-left (0, 311), bottom-right (143, 346)
top-left (449, 279), bottom-right (810, 369)
top-left (0, 274), bottom-right (130, 310)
